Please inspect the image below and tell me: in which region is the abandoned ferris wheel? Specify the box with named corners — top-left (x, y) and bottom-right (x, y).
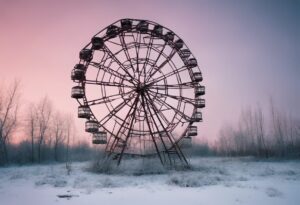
top-left (71, 19), bottom-right (205, 167)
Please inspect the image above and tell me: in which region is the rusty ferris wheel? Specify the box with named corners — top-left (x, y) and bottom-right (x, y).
top-left (71, 19), bottom-right (205, 167)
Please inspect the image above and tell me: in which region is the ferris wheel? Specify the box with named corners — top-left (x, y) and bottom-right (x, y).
top-left (71, 19), bottom-right (205, 167)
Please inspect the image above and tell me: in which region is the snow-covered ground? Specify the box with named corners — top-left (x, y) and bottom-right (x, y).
top-left (0, 157), bottom-right (299, 205)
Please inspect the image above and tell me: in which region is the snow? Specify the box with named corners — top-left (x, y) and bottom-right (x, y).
top-left (0, 157), bottom-right (300, 205)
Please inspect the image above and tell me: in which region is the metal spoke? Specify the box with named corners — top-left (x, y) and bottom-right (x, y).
top-left (135, 32), bottom-right (141, 76)
top-left (149, 82), bottom-right (195, 90)
top-left (103, 44), bottom-right (138, 84)
top-left (147, 88), bottom-right (194, 104)
top-left (141, 94), bottom-right (173, 164)
top-left (120, 35), bottom-right (134, 77)
top-left (107, 94), bottom-right (140, 155)
top-left (117, 95), bottom-right (140, 165)
top-left (89, 62), bottom-right (134, 85)
top-left (145, 41), bottom-right (167, 82)
top-left (146, 65), bottom-right (188, 86)
top-left (85, 80), bottom-right (135, 88)
top-left (87, 89), bottom-right (135, 106)
top-left (119, 33), bottom-right (136, 77)
top-left (146, 49), bottom-right (176, 81)
top-left (140, 93), bottom-right (164, 164)
top-left (146, 89), bottom-right (191, 123)
top-left (98, 92), bottom-right (136, 126)
top-left (144, 91), bottom-right (189, 166)
top-left (140, 36), bottom-right (154, 80)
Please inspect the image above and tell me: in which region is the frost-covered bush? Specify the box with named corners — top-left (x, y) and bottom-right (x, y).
top-left (89, 158), bottom-right (167, 175)
top-left (167, 173), bottom-right (223, 187)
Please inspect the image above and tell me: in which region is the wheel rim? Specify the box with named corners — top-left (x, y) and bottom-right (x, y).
top-left (71, 19), bottom-right (205, 166)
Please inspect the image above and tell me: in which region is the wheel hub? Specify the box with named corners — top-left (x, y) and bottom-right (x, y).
top-left (135, 83), bottom-right (147, 94)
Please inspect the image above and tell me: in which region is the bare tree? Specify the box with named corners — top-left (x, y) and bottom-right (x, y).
top-left (254, 104), bottom-right (268, 157)
top-left (0, 81), bottom-right (21, 165)
top-left (296, 122), bottom-right (300, 154)
top-left (52, 112), bottom-right (66, 161)
top-left (270, 98), bottom-right (286, 157)
top-left (288, 115), bottom-right (295, 149)
top-left (239, 107), bottom-right (258, 155)
top-left (25, 104), bottom-right (37, 163)
top-left (36, 96), bottom-right (52, 163)
top-left (217, 125), bottom-right (235, 156)
top-left (64, 114), bottom-right (74, 175)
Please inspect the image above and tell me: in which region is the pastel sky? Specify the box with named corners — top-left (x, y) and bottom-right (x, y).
top-left (0, 0), bottom-right (299, 143)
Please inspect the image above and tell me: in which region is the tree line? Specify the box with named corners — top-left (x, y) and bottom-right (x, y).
top-left (0, 81), bottom-right (96, 166)
top-left (1, 81), bottom-right (299, 166)
top-left (215, 101), bottom-right (300, 158)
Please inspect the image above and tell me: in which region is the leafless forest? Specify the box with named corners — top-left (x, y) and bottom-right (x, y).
top-left (0, 81), bottom-right (96, 165)
top-left (215, 100), bottom-right (300, 158)
top-left (0, 81), bottom-right (299, 166)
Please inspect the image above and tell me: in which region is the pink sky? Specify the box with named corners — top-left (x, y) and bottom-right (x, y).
top-left (0, 0), bottom-right (299, 144)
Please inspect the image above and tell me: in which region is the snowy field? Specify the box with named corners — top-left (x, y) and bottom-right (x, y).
top-left (0, 157), bottom-right (300, 205)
